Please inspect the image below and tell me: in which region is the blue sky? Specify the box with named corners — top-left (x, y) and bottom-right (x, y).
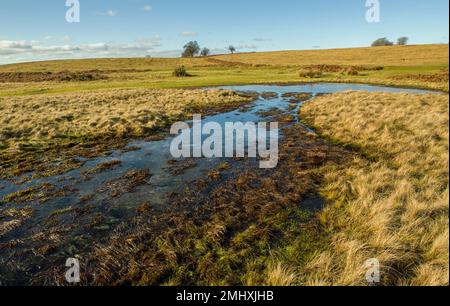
top-left (0, 0), bottom-right (448, 64)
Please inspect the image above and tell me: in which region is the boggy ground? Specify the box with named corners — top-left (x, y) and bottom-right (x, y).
top-left (0, 89), bottom-right (252, 181)
top-left (1, 89), bottom-right (448, 286)
top-left (46, 91), bottom-right (446, 286)
top-left (30, 118), bottom-right (354, 286)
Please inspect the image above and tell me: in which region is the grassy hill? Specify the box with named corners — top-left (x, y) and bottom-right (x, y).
top-left (0, 44), bottom-right (448, 96)
top-left (213, 44), bottom-right (449, 66)
top-left (1, 44), bottom-right (447, 72)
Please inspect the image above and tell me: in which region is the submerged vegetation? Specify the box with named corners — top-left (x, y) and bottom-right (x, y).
top-left (30, 121), bottom-right (352, 285)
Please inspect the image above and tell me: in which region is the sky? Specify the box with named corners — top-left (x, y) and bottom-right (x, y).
top-left (0, 0), bottom-right (448, 64)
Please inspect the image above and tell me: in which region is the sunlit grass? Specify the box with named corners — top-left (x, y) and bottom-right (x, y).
top-left (301, 91), bottom-right (449, 285)
top-left (0, 89), bottom-right (250, 154)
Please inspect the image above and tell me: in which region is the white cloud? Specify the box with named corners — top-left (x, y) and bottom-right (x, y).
top-left (180, 32), bottom-right (198, 37)
top-left (42, 35), bottom-right (74, 43)
top-left (0, 40), bottom-right (33, 55)
top-left (0, 40), bottom-right (33, 49)
top-left (101, 10), bottom-right (118, 17)
top-left (253, 38), bottom-right (272, 42)
top-left (0, 37), bottom-right (163, 64)
top-left (143, 5), bottom-right (152, 12)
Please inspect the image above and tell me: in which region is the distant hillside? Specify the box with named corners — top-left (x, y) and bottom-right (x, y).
top-left (0, 44), bottom-right (448, 73)
top-left (213, 44), bottom-right (449, 67)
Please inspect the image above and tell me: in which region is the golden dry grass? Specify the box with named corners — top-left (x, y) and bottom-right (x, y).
top-left (301, 91), bottom-right (449, 285)
top-left (266, 262), bottom-right (298, 286)
top-left (215, 44), bottom-right (449, 67)
top-left (0, 57), bottom-right (218, 73)
top-left (0, 88), bottom-right (249, 153)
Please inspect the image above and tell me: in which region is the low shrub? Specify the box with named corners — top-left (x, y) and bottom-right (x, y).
top-left (172, 66), bottom-right (190, 77)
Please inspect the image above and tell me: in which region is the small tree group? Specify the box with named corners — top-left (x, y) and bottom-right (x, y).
top-left (181, 41), bottom-right (239, 57)
top-left (371, 37), bottom-right (409, 47)
top-left (182, 41), bottom-right (201, 58)
top-left (181, 41), bottom-right (212, 58)
top-left (200, 48), bottom-right (210, 57)
top-left (371, 37), bottom-right (394, 47)
top-left (397, 37), bottom-right (409, 45)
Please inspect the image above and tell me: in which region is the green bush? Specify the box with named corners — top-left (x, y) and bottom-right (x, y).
top-left (371, 37), bottom-right (394, 47)
top-left (172, 66), bottom-right (190, 77)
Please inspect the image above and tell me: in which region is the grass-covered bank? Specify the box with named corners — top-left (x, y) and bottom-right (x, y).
top-left (300, 92), bottom-right (449, 285)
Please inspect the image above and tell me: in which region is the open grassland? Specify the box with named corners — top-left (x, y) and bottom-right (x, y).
top-left (0, 44), bottom-right (448, 96)
top-left (300, 92), bottom-right (449, 285)
top-left (0, 88), bottom-right (247, 150)
top-left (215, 44), bottom-right (449, 66)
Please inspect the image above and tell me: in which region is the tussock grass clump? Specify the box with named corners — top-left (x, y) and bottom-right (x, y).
top-left (303, 64), bottom-right (382, 73)
top-left (301, 91), bottom-right (449, 285)
top-left (340, 66), bottom-right (359, 76)
top-left (172, 66), bottom-right (190, 77)
top-left (390, 69), bottom-right (449, 83)
top-left (0, 206), bottom-right (33, 238)
top-left (299, 69), bottom-right (324, 79)
top-left (299, 65), bottom-right (383, 78)
top-left (83, 160), bottom-right (122, 175)
top-left (266, 263), bottom-right (298, 286)
top-left (282, 92), bottom-right (313, 103)
top-left (260, 92), bottom-right (279, 100)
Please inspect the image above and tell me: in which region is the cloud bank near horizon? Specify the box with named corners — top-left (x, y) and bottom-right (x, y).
top-left (0, 36), bottom-right (173, 64)
top-left (0, 37), bottom-right (265, 64)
